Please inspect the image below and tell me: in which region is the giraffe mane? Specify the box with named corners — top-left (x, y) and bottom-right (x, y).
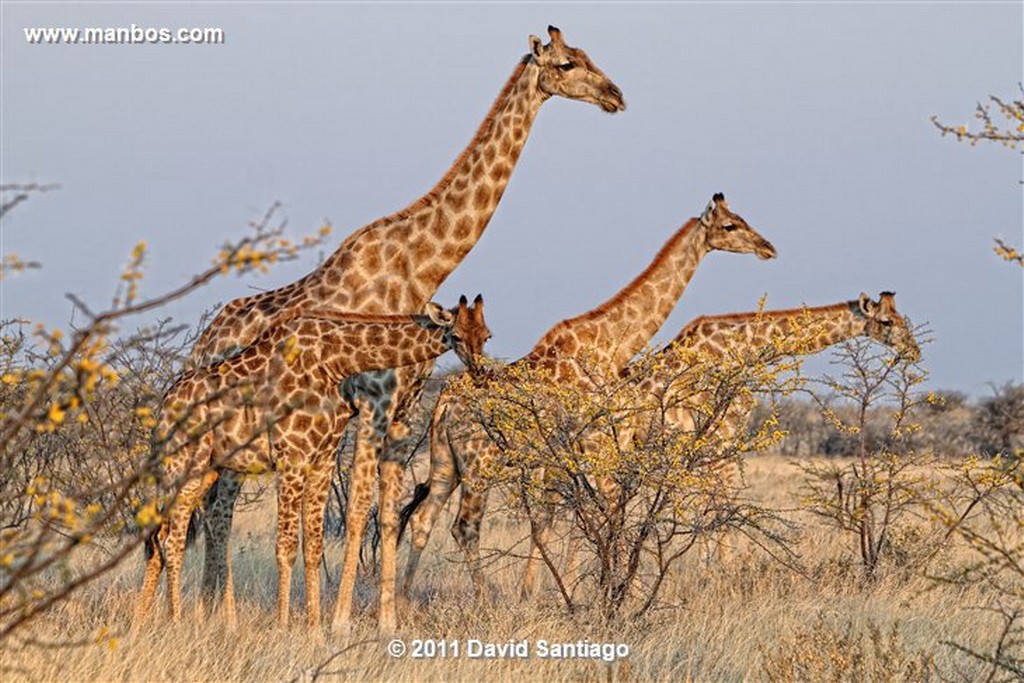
top-left (274, 309), bottom-right (426, 326)
top-left (673, 300), bottom-right (858, 342)
top-left (328, 59), bottom-right (531, 251)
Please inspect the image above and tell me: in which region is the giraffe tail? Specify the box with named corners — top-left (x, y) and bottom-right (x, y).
top-left (140, 510), bottom-right (200, 560)
top-left (185, 508), bottom-right (202, 548)
top-left (142, 527), bottom-right (161, 560)
top-left (397, 483), bottom-right (430, 543)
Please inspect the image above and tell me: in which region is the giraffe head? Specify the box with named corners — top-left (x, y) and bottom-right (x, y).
top-left (528, 26), bottom-right (626, 113)
top-left (433, 295), bottom-right (491, 376)
top-left (698, 192), bottom-right (777, 260)
top-left (858, 291), bottom-right (921, 362)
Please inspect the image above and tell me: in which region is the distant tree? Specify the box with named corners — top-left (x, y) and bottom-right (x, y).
top-left (972, 383), bottom-right (1024, 457)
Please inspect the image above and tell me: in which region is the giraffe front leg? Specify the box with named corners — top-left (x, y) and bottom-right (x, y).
top-left (377, 459), bottom-right (403, 633)
top-left (275, 468), bottom-right (303, 629)
top-left (330, 410), bottom-right (380, 637)
top-left (301, 462), bottom-right (334, 630)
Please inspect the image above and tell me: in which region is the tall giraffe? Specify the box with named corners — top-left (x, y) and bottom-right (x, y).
top-left (132, 298), bottom-right (490, 632)
top-left (400, 192), bottom-right (777, 595)
top-left (188, 27), bottom-right (625, 633)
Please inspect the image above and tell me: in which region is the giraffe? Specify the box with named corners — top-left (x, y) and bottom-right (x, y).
top-left (399, 192), bottom-right (778, 596)
top-left (629, 290), bottom-right (921, 446)
top-left (617, 291), bottom-right (920, 562)
top-left (132, 297), bottom-right (491, 632)
top-left (186, 26), bottom-right (626, 633)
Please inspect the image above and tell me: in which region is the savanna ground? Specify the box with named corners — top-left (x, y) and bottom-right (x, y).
top-left (4, 455), bottom-right (1009, 682)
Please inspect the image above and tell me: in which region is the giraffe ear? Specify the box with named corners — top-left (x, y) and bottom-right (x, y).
top-left (700, 198), bottom-right (716, 227)
top-left (858, 292), bottom-right (877, 316)
top-left (529, 35), bottom-right (544, 58)
top-left (472, 294), bottom-right (485, 320)
top-left (424, 302), bottom-right (454, 326)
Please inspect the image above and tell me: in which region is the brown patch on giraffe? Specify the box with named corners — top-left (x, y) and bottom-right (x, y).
top-left (417, 263), bottom-right (448, 288)
top-left (489, 163), bottom-right (510, 183)
top-left (473, 186), bottom-right (491, 211)
top-left (453, 216), bottom-right (474, 241)
top-left (430, 213), bottom-right (450, 240)
top-left (409, 236), bottom-right (436, 262)
top-left (449, 191), bottom-right (468, 213)
top-left (385, 287), bottom-right (401, 312)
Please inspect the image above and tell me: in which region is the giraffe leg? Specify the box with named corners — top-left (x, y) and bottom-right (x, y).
top-left (562, 528), bottom-right (582, 593)
top-left (301, 463), bottom-right (333, 630)
top-left (275, 469), bottom-right (303, 629)
top-left (377, 459), bottom-right (404, 633)
top-left (131, 524), bottom-right (168, 634)
top-left (451, 481), bottom-right (488, 599)
top-left (223, 531), bottom-right (236, 629)
top-left (402, 423), bottom-right (461, 597)
top-left (402, 476), bottom-right (458, 599)
top-left (200, 470), bottom-right (241, 627)
top-left (330, 409), bottom-right (380, 636)
top-left (166, 473), bottom-right (217, 622)
top-left (520, 504), bottom-right (555, 599)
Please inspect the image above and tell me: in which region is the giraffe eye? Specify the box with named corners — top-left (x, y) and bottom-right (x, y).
top-left (557, 62), bottom-right (575, 71)
top-left (722, 223), bottom-right (737, 231)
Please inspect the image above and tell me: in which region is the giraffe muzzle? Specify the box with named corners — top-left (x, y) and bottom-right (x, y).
top-left (600, 83), bottom-right (626, 113)
top-left (756, 240), bottom-right (778, 260)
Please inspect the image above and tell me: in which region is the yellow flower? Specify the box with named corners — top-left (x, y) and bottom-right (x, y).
top-left (48, 402), bottom-right (66, 425)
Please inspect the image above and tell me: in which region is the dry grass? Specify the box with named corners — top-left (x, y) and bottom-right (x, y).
top-left (3, 456), bottom-right (1006, 682)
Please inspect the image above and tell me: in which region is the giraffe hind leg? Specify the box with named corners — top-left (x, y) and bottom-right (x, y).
top-left (199, 470), bottom-right (242, 626)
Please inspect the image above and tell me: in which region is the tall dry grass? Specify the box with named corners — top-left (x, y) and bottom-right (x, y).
top-left (3, 456), bottom-right (1006, 682)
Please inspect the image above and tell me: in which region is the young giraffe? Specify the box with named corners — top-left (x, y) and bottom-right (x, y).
top-left (188, 27), bottom-right (625, 633)
top-left (400, 193), bottom-right (777, 596)
top-left (132, 298), bottom-right (490, 632)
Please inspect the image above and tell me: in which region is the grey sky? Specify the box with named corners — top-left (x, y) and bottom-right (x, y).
top-left (3, 2), bottom-right (1021, 396)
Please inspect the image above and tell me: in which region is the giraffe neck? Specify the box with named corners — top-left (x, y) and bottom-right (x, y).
top-left (528, 219), bottom-right (708, 372)
top-left (676, 300), bottom-right (867, 358)
top-left (312, 58), bottom-right (546, 312)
